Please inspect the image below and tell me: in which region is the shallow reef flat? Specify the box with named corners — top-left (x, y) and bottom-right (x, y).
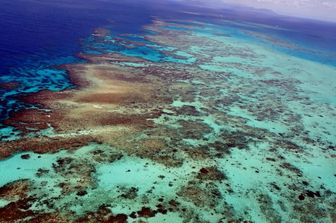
top-left (0, 19), bottom-right (335, 223)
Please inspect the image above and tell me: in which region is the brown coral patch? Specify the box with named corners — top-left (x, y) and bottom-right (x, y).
top-left (77, 53), bottom-right (147, 64)
top-left (137, 207), bottom-right (156, 218)
top-left (3, 108), bottom-right (62, 133)
top-left (178, 120), bottom-right (212, 139)
top-left (0, 181), bottom-right (58, 222)
top-left (0, 135), bottom-right (96, 160)
top-left (184, 147), bottom-right (211, 160)
top-left (74, 205), bottom-right (127, 223)
top-left (75, 92), bottom-right (144, 104)
top-left (197, 166), bottom-right (226, 181)
top-left (0, 180), bottom-right (30, 201)
top-left (25, 213), bottom-right (69, 223)
top-left (178, 182), bottom-right (221, 208)
top-left (0, 197), bottom-right (36, 222)
top-left (16, 90), bottom-right (71, 107)
top-left (0, 81), bottom-right (19, 89)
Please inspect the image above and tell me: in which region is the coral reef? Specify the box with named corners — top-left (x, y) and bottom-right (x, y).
top-left (0, 19), bottom-right (335, 223)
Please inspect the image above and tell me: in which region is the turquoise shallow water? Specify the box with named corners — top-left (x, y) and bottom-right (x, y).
top-left (0, 1), bottom-right (336, 222)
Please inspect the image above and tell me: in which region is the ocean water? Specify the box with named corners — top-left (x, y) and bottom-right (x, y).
top-left (1, 0), bottom-right (335, 120)
top-left (0, 0), bottom-right (155, 121)
top-left (0, 0), bottom-right (336, 222)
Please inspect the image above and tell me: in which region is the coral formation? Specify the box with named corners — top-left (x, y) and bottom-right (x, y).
top-left (0, 19), bottom-right (335, 222)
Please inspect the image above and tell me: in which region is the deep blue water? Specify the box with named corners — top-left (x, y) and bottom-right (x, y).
top-left (0, 0), bottom-right (336, 124)
top-left (0, 0), bottom-right (160, 121)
